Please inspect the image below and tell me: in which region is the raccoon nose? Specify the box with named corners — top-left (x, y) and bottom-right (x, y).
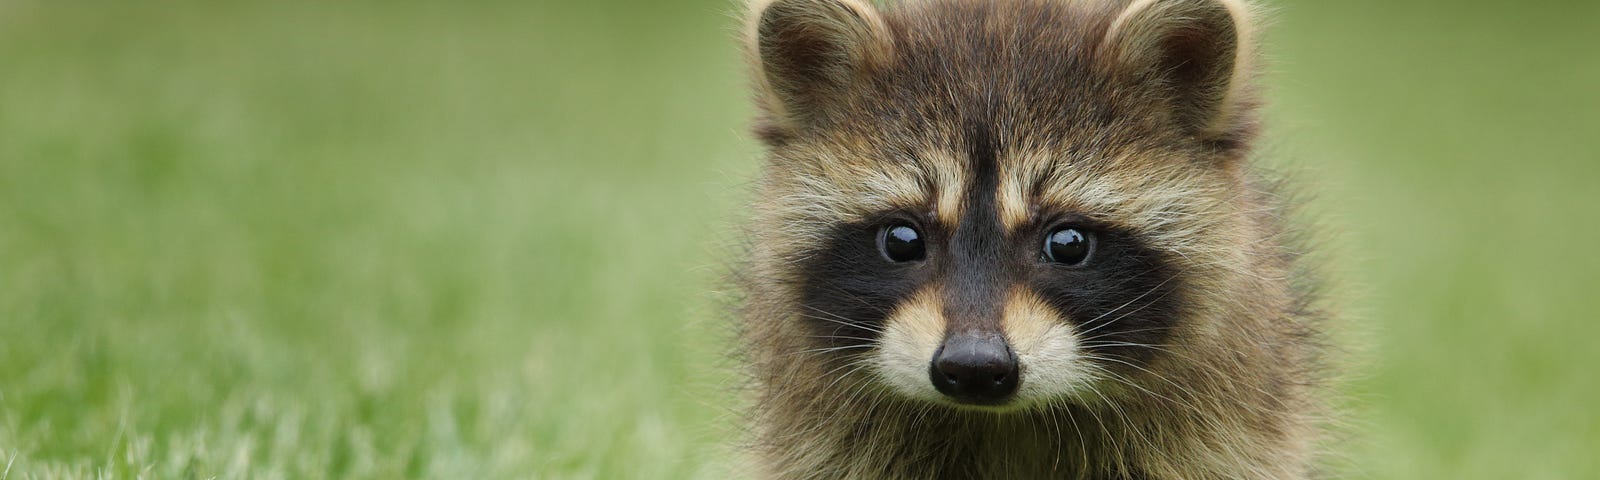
top-left (929, 334), bottom-right (1020, 404)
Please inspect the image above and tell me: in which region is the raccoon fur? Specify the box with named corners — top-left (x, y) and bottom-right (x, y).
top-left (733, 0), bottom-right (1326, 478)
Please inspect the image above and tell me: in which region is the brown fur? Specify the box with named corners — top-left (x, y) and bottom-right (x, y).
top-left (733, 0), bottom-right (1327, 478)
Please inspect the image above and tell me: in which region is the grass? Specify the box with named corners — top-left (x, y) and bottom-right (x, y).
top-left (0, 0), bottom-right (1596, 478)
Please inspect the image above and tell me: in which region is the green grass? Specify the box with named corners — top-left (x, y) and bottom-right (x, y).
top-left (0, 0), bottom-right (1595, 478)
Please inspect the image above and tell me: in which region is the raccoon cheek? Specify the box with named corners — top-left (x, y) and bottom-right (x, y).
top-left (869, 290), bottom-right (947, 400)
top-left (1001, 290), bottom-right (1094, 401)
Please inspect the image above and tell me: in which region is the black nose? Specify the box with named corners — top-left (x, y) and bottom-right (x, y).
top-left (929, 334), bottom-right (1020, 404)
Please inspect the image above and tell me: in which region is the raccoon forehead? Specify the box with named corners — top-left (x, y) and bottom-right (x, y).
top-left (999, 146), bottom-right (1245, 255)
top-left (765, 141), bottom-right (968, 226)
top-left (769, 139), bottom-right (1232, 218)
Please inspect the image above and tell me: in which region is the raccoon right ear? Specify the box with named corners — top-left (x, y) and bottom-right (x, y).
top-left (1101, 0), bottom-right (1256, 146)
top-left (746, 0), bottom-right (892, 139)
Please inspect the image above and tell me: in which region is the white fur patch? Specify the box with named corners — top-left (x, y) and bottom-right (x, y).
top-left (869, 289), bottom-right (947, 403)
top-left (1003, 289), bottom-right (1097, 407)
top-left (871, 287), bottom-right (1099, 409)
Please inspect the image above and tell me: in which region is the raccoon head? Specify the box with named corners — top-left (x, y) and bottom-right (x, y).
top-left (744, 0), bottom-right (1258, 410)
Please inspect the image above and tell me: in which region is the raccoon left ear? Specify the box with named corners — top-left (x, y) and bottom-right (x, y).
top-left (746, 0), bottom-right (893, 142)
top-left (1101, 0), bottom-right (1255, 145)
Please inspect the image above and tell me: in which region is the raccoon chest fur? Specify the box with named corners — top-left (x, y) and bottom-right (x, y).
top-left (734, 0), bottom-right (1326, 479)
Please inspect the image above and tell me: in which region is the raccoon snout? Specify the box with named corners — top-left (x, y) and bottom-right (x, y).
top-left (928, 334), bottom-right (1020, 405)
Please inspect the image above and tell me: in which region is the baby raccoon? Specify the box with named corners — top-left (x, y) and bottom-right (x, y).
top-left (735, 0), bottom-right (1325, 478)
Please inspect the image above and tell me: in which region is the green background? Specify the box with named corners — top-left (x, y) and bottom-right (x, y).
top-left (0, 0), bottom-right (1595, 478)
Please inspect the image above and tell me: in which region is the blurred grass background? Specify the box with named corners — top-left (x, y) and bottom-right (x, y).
top-left (0, 0), bottom-right (1595, 478)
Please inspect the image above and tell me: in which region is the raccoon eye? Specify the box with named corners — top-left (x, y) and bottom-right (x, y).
top-left (1044, 228), bottom-right (1092, 265)
top-left (878, 224), bottom-right (926, 263)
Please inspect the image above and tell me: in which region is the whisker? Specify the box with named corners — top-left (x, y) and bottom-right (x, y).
top-left (1075, 274), bottom-right (1180, 338)
top-left (800, 305), bottom-right (885, 334)
top-left (797, 344), bottom-right (878, 355)
top-left (808, 334), bottom-right (880, 344)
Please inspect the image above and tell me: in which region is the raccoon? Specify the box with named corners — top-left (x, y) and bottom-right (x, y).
top-left (734, 0), bottom-right (1325, 478)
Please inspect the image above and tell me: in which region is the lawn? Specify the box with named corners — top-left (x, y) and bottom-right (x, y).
top-left (0, 0), bottom-right (1595, 478)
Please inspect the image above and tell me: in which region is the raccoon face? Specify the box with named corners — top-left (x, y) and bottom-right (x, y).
top-left (746, 0), bottom-right (1254, 410)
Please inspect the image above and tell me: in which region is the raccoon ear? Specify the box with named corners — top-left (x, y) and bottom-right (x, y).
top-left (1102, 0), bottom-right (1255, 144)
top-left (747, 0), bottom-right (892, 137)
